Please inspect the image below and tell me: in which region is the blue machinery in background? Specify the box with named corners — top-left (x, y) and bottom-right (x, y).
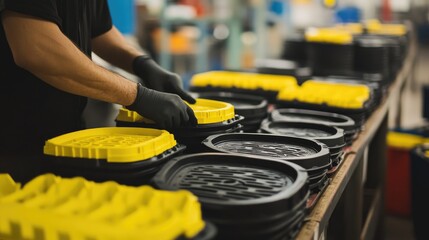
top-left (107, 0), bottom-right (136, 35)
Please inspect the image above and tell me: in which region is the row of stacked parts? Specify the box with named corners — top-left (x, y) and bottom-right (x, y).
top-left (1, 21), bottom-right (408, 240)
top-left (39, 90), bottom-right (364, 240)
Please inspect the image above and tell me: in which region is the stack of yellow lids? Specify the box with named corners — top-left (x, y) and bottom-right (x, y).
top-left (190, 71), bottom-right (298, 92)
top-left (0, 174), bottom-right (205, 240)
top-left (277, 80), bottom-right (371, 109)
top-left (334, 23), bottom-right (364, 35)
top-left (365, 19), bottom-right (407, 36)
top-left (44, 127), bottom-right (177, 163)
top-left (305, 27), bottom-right (354, 44)
top-left (117, 98), bottom-right (235, 125)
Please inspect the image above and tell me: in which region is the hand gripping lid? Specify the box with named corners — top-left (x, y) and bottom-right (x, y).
top-left (117, 98), bottom-right (235, 125)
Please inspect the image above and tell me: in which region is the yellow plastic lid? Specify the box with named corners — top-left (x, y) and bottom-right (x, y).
top-left (190, 71), bottom-right (298, 91)
top-left (277, 80), bottom-right (370, 109)
top-left (334, 23), bottom-right (364, 35)
top-left (387, 131), bottom-right (426, 150)
top-left (305, 27), bottom-right (353, 44)
top-left (117, 98), bottom-right (235, 125)
top-left (322, 0), bottom-right (336, 8)
top-left (0, 174), bottom-right (20, 198)
top-left (43, 127), bottom-right (177, 163)
top-left (0, 174), bottom-right (205, 240)
top-left (366, 19), bottom-right (407, 36)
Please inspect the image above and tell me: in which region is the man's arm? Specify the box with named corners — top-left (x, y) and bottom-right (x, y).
top-left (91, 26), bottom-right (141, 73)
top-left (2, 10), bottom-right (197, 129)
top-left (92, 26), bottom-right (196, 103)
top-left (2, 10), bottom-right (137, 106)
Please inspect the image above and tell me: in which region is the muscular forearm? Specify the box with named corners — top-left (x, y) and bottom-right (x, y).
top-left (2, 10), bottom-right (137, 106)
top-left (92, 27), bottom-right (143, 73)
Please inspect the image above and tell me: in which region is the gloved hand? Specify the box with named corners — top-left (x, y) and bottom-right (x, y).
top-left (126, 83), bottom-right (198, 129)
top-left (133, 55), bottom-right (196, 104)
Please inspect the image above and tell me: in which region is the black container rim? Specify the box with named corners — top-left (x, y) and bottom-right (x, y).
top-left (202, 133), bottom-right (331, 169)
top-left (275, 100), bottom-right (370, 121)
top-left (270, 108), bottom-right (356, 131)
top-left (309, 173), bottom-right (330, 192)
top-left (260, 120), bottom-right (345, 148)
top-left (206, 190), bottom-right (308, 225)
top-left (117, 115), bottom-right (244, 132)
top-left (152, 152), bottom-right (309, 212)
top-left (187, 221), bottom-right (217, 240)
top-left (194, 92), bottom-right (269, 119)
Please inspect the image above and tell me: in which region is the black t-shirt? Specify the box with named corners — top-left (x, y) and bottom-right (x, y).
top-left (0, 0), bottom-right (113, 154)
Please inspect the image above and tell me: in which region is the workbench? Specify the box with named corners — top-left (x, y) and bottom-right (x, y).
top-left (296, 25), bottom-right (417, 240)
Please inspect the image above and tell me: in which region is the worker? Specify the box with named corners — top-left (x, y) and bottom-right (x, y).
top-left (0, 0), bottom-right (197, 183)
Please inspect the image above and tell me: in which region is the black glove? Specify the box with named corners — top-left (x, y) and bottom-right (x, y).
top-left (133, 55), bottom-right (196, 104)
top-left (127, 83), bottom-right (198, 129)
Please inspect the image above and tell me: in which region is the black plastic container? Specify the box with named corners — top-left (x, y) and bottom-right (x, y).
top-left (308, 42), bottom-right (355, 77)
top-left (202, 133), bottom-right (331, 194)
top-left (152, 153), bottom-right (309, 240)
top-left (202, 133), bottom-right (331, 170)
top-left (270, 108), bottom-right (357, 132)
top-left (44, 145), bottom-right (186, 186)
top-left (255, 58), bottom-right (312, 83)
top-left (117, 115), bottom-right (244, 153)
top-left (194, 92), bottom-right (268, 132)
top-left (282, 35), bottom-right (308, 64)
top-left (260, 120), bottom-right (346, 150)
top-left (275, 99), bottom-right (370, 131)
top-left (411, 144), bottom-right (429, 240)
top-left (354, 35), bottom-right (391, 83)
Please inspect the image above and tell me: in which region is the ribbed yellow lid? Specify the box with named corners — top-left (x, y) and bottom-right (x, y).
top-left (366, 19), bottom-right (407, 36)
top-left (43, 127), bottom-right (177, 163)
top-left (277, 80), bottom-right (370, 109)
top-left (335, 23), bottom-right (364, 35)
top-left (117, 98), bottom-right (235, 125)
top-left (0, 174), bottom-right (205, 240)
top-left (305, 27), bottom-right (353, 44)
top-left (0, 174), bottom-right (20, 197)
top-left (190, 71), bottom-right (298, 91)
top-left (387, 131), bottom-right (425, 150)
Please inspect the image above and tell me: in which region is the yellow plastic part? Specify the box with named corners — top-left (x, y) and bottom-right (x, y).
top-left (117, 98), bottom-right (235, 125)
top-left (334, 23), bottom-right (364, 35)
top-left (0, 174), bottom-right (20, 198)
top-left (322, 0), bottom-right (336, 8)
top-left (387, 131), bottom-right (428, 150)
top-left (0, 174), bottom-right (205, 240)
top-left (366, 19), bottom-right (407, 36)
top-left (277, 80), bottom-right (370, 109)
top-left (43, 127), bottom-right (177, 163)
top-left (305, 27), bottom-right (353, 44)
top-left (190, 71), bottom-right (298, 92)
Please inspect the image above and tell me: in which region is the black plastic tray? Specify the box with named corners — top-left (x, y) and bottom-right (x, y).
top-left (260, 120), bottom-right (346, 149)
top-left (270, 108), bottom-right (356, 132)
top-left (152, 153), bottom-right (309, 218)
top-left (44, 145), bottom-right (185, 170)
top-left (43, 145), bottom-right (186, 186)
top-left (275, 100), bottom-right (370, 126)
top-left (202, 133), bottom-right (331, 170)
